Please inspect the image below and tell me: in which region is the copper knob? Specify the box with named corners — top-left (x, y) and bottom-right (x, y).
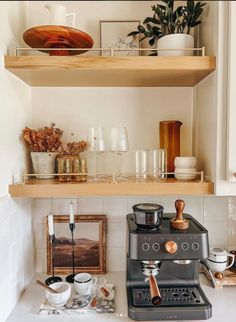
top-left (165, 241), bottom-right (178, 254)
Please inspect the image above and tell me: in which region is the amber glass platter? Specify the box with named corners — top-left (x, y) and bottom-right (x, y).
top-left (23, 25), bottom-right (94, 56)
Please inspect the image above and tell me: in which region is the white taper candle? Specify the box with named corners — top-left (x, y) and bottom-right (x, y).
top-left (69, 201), bottom-right (75, 224)
top-left (48, 214), bottom-right (54, 236)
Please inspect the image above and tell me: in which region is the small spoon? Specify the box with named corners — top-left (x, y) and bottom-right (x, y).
top-left (36, 279), bottom-right (59, 293)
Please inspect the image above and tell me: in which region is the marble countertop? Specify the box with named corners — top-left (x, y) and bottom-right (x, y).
top-left (7, 272), bottom-right (236, 322)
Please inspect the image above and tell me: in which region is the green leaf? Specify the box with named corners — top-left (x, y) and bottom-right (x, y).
top-left (137, 25), bottom-right (145, 33)
top-left (149, 38), bottom-right (155, 46)
top-left (127, 31), bottom-right (139, 37)
top-left (143, 17), bottom-right (160, 25)
top-left (191, 20), bottom-right (201, 27)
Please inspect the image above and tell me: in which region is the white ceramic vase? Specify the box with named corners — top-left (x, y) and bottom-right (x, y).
top-left (157, 34), bottom-right (194, 56)
top-left (31, 152), bottom-right (57, 179)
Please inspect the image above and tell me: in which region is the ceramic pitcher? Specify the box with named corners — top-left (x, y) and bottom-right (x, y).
top-left (45, 3), bottom-right (76, 27)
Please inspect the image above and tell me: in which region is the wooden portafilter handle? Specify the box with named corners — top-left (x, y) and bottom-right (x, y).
top-left (149, 274), bottom-right (162, 306)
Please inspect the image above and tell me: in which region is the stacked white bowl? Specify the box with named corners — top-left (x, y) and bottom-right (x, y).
top-left (174, 157), bottom-right (197, 181)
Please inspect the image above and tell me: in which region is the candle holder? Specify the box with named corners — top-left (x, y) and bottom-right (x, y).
top-left (45, 235), bottom-right (62, 285)
top-left (66, 223), bottom-right (76, 283)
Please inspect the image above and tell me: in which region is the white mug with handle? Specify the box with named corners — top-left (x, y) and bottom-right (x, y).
top-left (45, 3), bottom-right (76, 28)
top-left (74, 273), bottom-right (97, 296)
top-left (207, 247), bottom-right (235, 272)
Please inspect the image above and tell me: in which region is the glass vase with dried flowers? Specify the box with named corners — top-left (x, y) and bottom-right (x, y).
top-left (22, 123), bottom-right (63, 179)
top-left (57, 140), bottom-right (88, 182)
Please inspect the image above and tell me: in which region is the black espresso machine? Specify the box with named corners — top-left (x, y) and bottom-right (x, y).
top-left (126, 200), bottom-right (212, 321)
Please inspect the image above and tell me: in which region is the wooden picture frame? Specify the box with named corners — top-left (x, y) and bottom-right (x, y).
top-left (47, 215), bottom-right (106, 275)
top-left (100, 20), bottom-right (141, 56)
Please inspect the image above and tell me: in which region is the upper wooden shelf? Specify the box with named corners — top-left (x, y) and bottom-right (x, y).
top-left (9, 178), bottom-right (214, 198)
top-left (4, 56), bottom-right (216, 87)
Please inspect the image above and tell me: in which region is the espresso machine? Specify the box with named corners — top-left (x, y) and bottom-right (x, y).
top-left (126, 200), bottom-right (212, 321)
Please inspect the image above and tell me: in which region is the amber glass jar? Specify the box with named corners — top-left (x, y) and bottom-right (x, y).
top-left (159, 120), bottom-right (182, 173)
top-left (57, 155), bottom-right (87, 182)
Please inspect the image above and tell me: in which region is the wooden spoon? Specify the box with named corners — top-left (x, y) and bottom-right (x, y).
top-left (36, 279), bottom-right (59, 293)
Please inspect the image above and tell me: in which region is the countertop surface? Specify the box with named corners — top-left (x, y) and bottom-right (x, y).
top-left (7, 272), bottom-right (235, 322)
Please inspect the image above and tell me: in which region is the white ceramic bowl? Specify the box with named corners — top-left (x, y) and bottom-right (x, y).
top-left (46, 282), bottom-right (71, 308)
top-left (174, 157), bottom-right (197, 168)
top-left (174, 167), bottom-right (197, 181)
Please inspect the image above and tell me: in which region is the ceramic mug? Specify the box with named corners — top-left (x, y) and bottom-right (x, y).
top-left (74, 273), bottom-right (97, 296)
top-left (207, 247), bottom-right (235, 272)
top-left (229, 250), bottom-right (236, 272)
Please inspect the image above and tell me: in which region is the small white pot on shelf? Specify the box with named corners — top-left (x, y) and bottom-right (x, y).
top-left (31, 152), bottom-right (57, 179)
top-left (157, 34), bottom-right (194, 56)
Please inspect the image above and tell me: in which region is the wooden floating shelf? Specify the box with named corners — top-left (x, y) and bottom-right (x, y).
top-left (4, 56), bottom-right (216, 87)
top-left (9, 178), bottom-right (214, 198)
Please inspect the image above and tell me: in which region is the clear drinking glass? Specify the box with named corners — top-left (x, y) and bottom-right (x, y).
top-left (110, 127), bottom-right (129, 181)
top-left (135, 149), bottom-right (148, 181)
top-left (87, 126), bottom-right (106, 182)
top-left (149, 148), bottom-right (167, 181)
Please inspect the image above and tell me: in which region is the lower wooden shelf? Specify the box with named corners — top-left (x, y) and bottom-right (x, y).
top-left (8, 178), bottom-right (214, 197)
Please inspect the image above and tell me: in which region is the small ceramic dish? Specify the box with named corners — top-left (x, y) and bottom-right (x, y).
top-left (174, 157), bottom-right (197, 168)
top-left (46, 282), bottom-right (71, 308)
top-left (174, 167), bottom-right (197, 181)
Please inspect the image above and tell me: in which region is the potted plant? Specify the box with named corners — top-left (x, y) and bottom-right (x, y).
top-left (57, 140), bottom-right (88, 182)
top-left (128, 0), bottom-right (206, 56)
top-left (23, 123), bottom-right (63, 179)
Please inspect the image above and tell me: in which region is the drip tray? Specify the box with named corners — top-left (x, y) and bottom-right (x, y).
top-left (133, 287), bottom-right (205, 307)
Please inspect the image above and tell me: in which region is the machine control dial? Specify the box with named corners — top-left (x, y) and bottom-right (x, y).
top-left (165, 241), bottom-right (178, 254)
top-left (142, 243), bottom-right (150, 251)
top-left (152, 243), bottom-right (160, 252)
top-left (181, 242), bottom-right (189, 251)
top-left (192, 242), bottom-right (200, 251)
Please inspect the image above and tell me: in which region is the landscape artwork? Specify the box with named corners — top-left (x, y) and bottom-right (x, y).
top-left (100, 20), bottom-right (140, 56)
top-left (47, 215), bottom-right (106, 275)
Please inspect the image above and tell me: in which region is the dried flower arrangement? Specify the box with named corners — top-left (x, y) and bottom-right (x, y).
top-left (23, 123), bottom-right (63, 152)
top-left (57, 141), bottom-right (88, 156)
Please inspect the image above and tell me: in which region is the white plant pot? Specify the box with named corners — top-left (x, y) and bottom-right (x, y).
top-left (157, 34), bottom-right (194, 56)
top-left (31, 152), bottom-right (57, 179)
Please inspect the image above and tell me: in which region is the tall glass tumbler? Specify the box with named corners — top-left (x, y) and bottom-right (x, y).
top-left (135, 149), bottom-right (148, 181)
top-left (110, 127), bottom-right (129, 181)
top-left (149, 148), bottom-right (167, 181)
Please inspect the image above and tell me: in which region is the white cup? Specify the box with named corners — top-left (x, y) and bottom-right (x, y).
top-left (74, 273), bottom-right (97, 296)
top-left (207, 247), bottom-right (235, 272)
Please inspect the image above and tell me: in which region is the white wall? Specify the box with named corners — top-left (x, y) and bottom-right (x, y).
top-left (0, 2), bottom-right (34, 321)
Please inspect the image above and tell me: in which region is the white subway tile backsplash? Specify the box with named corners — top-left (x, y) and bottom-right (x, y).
top-left (204, 196), bottom-right (228, 222)
top-left (53, 198), bottom-right (77, 215)
top-left (36, 248), bottom-right (47, 273)
top-left (204, 222), bottom-right (228, 245)
top-left (9, 210), bottom-right (23, 246)
top-left (23, 231), bottom-right (35, 286)
top-left (10, 239), bottom-right (24, 283)
top-left (0, 249), bottom-right (11, 286)
top-left (33, 199), bottom-right (51, 223)
top-left (228, 219), bottom-right (236, 245)
top-left (102, 198), bottom-right (127, 220)
top-left (107, 247), bottom-right (126, 271)
top-left (178, 196), bottom-right (203, 224)
top-left (229, 197), bottom-right (236, 220)
top-left (78, 198), bottom-right (103, 214)
top-left (0, 207), bottom-right (10, 256)
top-left (107, 222), bottom-right (126, 248)
top-left (33, 222), bottom-right (46, 249)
